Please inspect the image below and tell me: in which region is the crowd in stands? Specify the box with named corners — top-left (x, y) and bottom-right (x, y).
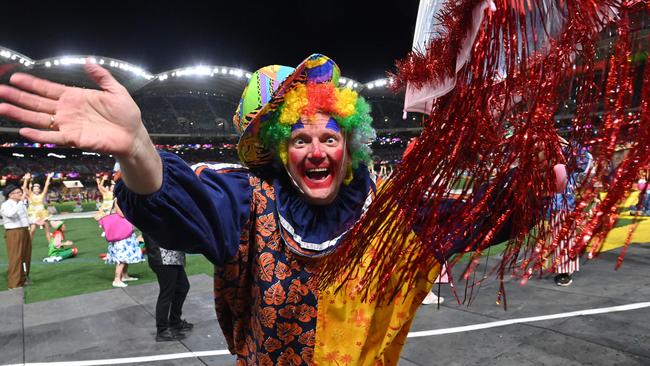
top-left (0, 154), bottom-right (115, 180)
top-left (135, 94), bottom-right (238, 136)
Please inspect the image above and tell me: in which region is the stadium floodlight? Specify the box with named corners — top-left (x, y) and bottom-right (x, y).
top-left (176, 66), bottom-right (211, 77)
top-left (60, 57), bottom-right (86, 65)
top-left (12, 153), bottom-right (24, 158)
top-left (47, 153), bottom-right (66, 159)
top-left (53, 60), bottom-right (60, 66)
top-left (367, 83), bottom-right (374, 89)
top-left (245, 72), bottom-right (252, 79)
top-left (221, 67), bottom-right (228, 74)
top-left (346, 80), bottom-right (354, 88)
top-left (45, 61), bottom-right (52, 67)
top-left (88, 57), bottom-right (97, 64)
top-left (339, 77), bottom-right (347, 84)
top-left (158, 74), bottom-right (169, 81)
top-left (231, 68), bottom-right (244, 77)
top-left (99, 59), bottom-right (105, 65)
top-left (196, 66), bottom-right (211, 75)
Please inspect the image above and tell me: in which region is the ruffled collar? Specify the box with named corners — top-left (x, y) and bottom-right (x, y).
top-left (274, 166), bottom-right (375, 258)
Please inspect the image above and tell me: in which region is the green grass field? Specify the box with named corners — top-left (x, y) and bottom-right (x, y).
top-left (0, 218), bottom-right (214, 303)
top-left (1, 197), bottom-right (644, 303)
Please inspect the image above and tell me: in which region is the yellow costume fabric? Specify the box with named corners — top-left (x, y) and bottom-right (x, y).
top-left (27, 193), bottom-right (50, 224)
top-left (100, 191), bottom-right (114, 213)
top-left (314, 234), bottom-right (441, 365)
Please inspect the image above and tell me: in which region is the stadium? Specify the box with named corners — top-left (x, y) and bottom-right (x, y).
top-left (0, 47), bottom-right (422, 189)
top-left (1, 2), bottom-right (650, 366)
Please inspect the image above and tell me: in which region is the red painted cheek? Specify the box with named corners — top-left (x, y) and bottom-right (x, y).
top-left (331, 148), bottom-right (344, 165)
top-left (289, 150), bottom-right (302, 167)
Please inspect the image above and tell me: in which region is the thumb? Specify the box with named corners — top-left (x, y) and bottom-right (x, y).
top-left (84, 60), bottom-right (125, 94)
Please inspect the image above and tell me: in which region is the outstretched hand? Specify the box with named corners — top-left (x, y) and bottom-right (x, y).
top-left (0, 61), bottom-right (162, 194)
top-left (0, 61), bottom-right (148, 159)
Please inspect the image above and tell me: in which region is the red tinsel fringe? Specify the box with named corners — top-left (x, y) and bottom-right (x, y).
top-left (318, 0), bottom-right (650, 305)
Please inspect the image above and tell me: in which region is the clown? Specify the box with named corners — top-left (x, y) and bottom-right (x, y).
top-left (43, 220), bottom-right (78, 262)
top-left (0, 54), bottom-right (442, 365)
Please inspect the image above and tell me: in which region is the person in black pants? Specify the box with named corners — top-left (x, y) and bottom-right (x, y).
top-left (142, 233), bottom-right (193, 342)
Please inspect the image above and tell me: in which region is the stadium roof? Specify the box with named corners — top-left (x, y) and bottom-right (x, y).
top-left (0, 46), bottom-right (373, 99)
top-left (0, 46), bottom-right (416, 137)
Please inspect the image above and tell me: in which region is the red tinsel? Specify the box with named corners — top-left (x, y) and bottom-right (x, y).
top-left (318, 0), bottom-right (650, 306)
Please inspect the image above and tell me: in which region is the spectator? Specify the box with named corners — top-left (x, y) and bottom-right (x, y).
top-left (1, 178), bottom-right (32, 289)
top-left (142, 233), bottom-right (193, 342)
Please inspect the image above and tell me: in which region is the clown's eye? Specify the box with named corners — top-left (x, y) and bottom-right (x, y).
top-left (292, 138), bottom-right (306, 147)
top-left (325, 137), bottom-right (338, 145)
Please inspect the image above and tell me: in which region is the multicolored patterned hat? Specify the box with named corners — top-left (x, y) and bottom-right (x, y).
top-left (234, 54), bottom-right (341, 167)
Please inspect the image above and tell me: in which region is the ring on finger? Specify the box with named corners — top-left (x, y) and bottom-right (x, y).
top-left (48, 115), bottom-right (56, 130)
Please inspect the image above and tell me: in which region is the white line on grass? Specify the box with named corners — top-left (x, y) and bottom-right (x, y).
top-left (6, 301), bottom-right (650, 366)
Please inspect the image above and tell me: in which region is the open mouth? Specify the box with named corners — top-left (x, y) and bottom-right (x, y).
top-left (305, 168), bottom-right (330, 181)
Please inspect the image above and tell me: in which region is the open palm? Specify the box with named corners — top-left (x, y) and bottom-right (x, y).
top-left (0, 62), bottom-right (147, 158)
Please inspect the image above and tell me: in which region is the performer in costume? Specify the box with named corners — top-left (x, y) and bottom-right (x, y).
top-left (95, 174), bottom-right (114, 220)
top-left (100, 201), bottom-right (143, 288)
top-left (0, 53), bottom-right (570, 365)
top-left (25, 172), bottom-right (53, 237)
top-left (0, 1), bottom-right (645, 364)
top-left (43, 220), bottom-right (78, 262)
top-left (1, 178), bottom-right (32, 289)
top-left (550, 142), bottom-right (594, 286)
top-left (114, 55), bottom-right (446, 364)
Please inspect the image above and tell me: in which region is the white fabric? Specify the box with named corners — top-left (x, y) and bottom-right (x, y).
top-left (551, 211), bottom-right (579, 274)
top-left (404, 0), bottom-right (495, 115)
top-left (1, 199), bottom-right (30, 229)
top-left (160, 248), bottom-right (186, 266)
top-left (422, 291), bottom-right (444, 305)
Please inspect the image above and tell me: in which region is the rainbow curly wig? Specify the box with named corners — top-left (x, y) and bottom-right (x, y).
top-left (259, 82), bottom-right (376, 169)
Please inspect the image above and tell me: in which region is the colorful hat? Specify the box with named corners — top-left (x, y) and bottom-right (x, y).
top-left (234, 54), bottom-right (341, 167)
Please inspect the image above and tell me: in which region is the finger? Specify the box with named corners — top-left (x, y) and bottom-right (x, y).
top-left (19, 128), bottom-right (68, 146)
top-left (84, 61), bottom-right (125, 94)
top-left (9, 73), bottom-right (67, 100)
top-left (0, 103), bottom-right (52, 128)
top-left (0, 85), bottom-right (57, 114)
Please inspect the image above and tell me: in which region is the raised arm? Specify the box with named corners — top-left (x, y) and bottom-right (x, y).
top-left (96, 176), bottom-right (108, 195)
top-left (42, 172), bottom-right (54, 196)
top-left (22, 173), bottom-right (31, 195)
top-left (0, 61), bottom-right (161, 194)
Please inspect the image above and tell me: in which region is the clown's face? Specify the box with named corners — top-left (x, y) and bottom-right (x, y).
top-left (287, 113), bottom-right (348, 205)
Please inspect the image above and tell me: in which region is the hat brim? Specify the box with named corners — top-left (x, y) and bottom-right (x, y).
top-left (236, 56), bottom-right (316, 168)
top-left (3, 185), bottom-right (21, 197)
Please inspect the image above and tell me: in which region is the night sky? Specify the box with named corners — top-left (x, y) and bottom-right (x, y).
top-left (0, 0), bottom-right (421, 82)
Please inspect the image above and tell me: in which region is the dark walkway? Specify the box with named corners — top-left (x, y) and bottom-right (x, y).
top-left (1, 245), bottom-right (649, 365)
